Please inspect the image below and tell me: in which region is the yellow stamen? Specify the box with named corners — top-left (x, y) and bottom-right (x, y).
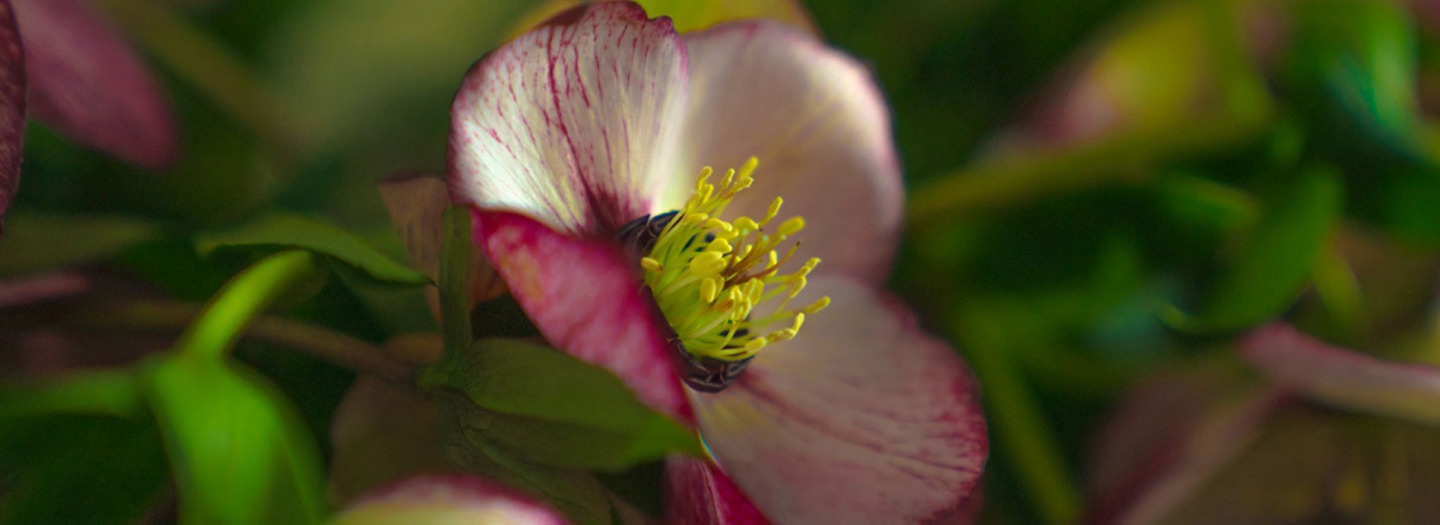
top-left (639, 157), bottom-right (829, 362)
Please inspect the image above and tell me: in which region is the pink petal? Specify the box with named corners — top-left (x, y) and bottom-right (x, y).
top-left (676, 22), bottom-right (902, 283)
top-left (473, 209), bottom-right (692, 424)
top-left (1241, 323), bottom-right (1440, 425)
top-left (664, 457), bottom-right (771, 525)
top-left (333, 474), bottom-right (569, 525)
top-left (377, 174), bottom-right (507, 314)
top-left (448, 2), bottom-right (687, 235)
top-left (692, 276), bottom-right (987, 525)
top-left (0, 0), bottom-right (17, 235)
top-left (14, 0), bottom-right (176, 169)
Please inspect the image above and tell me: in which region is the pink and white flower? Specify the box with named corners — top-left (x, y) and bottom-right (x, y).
top-left (421, 3), bottom-right (988, 523)
top-left (332, 474), bottom-right (570, 525)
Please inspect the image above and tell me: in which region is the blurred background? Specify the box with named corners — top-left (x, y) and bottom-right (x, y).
top-left (6, 0), bottom-right (1440, 523)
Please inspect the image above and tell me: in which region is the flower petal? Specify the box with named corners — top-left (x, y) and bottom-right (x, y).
top-left (449, 2), bottom-right (687, 235)
top-left (675, 22), bottom-right (902, 283)
top-left (377, 174), bottom-right (506, 314)
top-left (664, 457), bottom-right (772, 525)
top-left (332, 474), bottom-right (569, 525)
top-left (1241, 323), bottom-right (1440, 426)
top-left (0, 0), bottom-right (20, 237)
top-left (692, 276), bottom-right (987, 525)
top-left (473, 209), bottom-right (692, 424)
top-left (14, 0), bottom-right (177, 169)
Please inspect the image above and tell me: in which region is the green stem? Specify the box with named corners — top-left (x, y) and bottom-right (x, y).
top-left (439, 207), bottom-right (475, 361)
top-left (953, 305), bottom-right (1081, 525)
top-left (94, 0), bottom-right (294, 150)
top-left (175, 250), bottom-right (319, 361)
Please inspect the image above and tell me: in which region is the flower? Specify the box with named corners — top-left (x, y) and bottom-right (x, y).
top-left (389, 3), bottom-right (991, 522)
top-left (332, 474), bottom-right (570, 525)
top-left (0, 0), bottom-right (179, 233)
top-left (1089, 324), bottom-right (1440, 524)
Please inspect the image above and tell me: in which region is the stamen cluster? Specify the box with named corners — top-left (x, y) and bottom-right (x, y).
top-left (640, 158), bottom-right (830, 362)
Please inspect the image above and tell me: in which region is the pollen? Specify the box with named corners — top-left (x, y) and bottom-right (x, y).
top-left (640, 157), bottom-right (830, 363)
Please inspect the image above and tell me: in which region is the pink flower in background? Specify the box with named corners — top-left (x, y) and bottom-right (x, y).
top-left (1088, 324), bottom-right (1440, 525)
top-left (442, 3), bottom-right (988, 523)
top-left (13, 0), bottom-right (176, 170)
top-left (333, 475), bottom-right (570, 525)
top-left (0, 0), bottom-right (179, 233)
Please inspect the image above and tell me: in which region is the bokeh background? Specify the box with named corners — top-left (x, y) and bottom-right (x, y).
top-left (6, 0), bottom-right (1440, 524)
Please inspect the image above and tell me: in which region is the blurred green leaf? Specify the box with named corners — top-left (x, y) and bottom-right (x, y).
top-left (0, 415), bottom-right (169, 525)
top-left (267, 0), bottom-right (530, 160)
top-left (0, 370), bottom-right (143, 419)
top-left (1287, 0), bottom-right (1427, 166)
top-left (1350, 164), bottom-right (1440, 245)
top-left (195, 213), bottom-right (429, 286)
top-left (144, 354), bottom-right (327, 525)
top-left (1168, 166), bottom-right (1344, 331)
top-left (428, 338), bottom-right (703, 472)
top-left (0, 212), bottom-right (160, 275)
top-left (1153, 172), bottom-right (1261, 238)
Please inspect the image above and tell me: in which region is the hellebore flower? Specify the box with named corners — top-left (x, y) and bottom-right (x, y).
top-left (441, 3), bottom-right (988, 523)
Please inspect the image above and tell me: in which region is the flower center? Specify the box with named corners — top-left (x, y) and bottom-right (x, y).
top-left (627, 157), bottom-right (829, 392)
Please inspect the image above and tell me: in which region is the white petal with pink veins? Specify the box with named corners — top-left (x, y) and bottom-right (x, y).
top-left (693, 276), bottom-right (987, 525)
top-left (675, 21), bottom-right (903, 283)
top-left (449, 2), bottom-right (688, 235)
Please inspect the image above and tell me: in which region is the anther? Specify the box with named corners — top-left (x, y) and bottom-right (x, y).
top-left (778, 217), bottom-right (806, 236)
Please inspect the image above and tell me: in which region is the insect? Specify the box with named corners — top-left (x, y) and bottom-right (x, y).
top-left (671, 343), bottom-right (754, 393)
top-left (616, 210), bottom-right (679, 257)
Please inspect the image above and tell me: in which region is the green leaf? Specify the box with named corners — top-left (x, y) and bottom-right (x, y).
top-left (144, 354), bottom-right (327, 525)
top-left (0, 415), bottom-right (170, 525)
top-left (0, 370), bottom-right (143, 419)
top-left (0, 212), bottom-right (160, 276)
top-left (1286, 0), bottom-right (1427, 166)
top-left (1168, 166), bottom-right (1344, 331)
top-left (1350, 164), bottom-right (1440, 246)
top-left (439, 402), bottom-right (615, 525)
top-left (428, 338), bottom-right (703, 473)
top-left (195, 213), bottom-right (429, 286)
